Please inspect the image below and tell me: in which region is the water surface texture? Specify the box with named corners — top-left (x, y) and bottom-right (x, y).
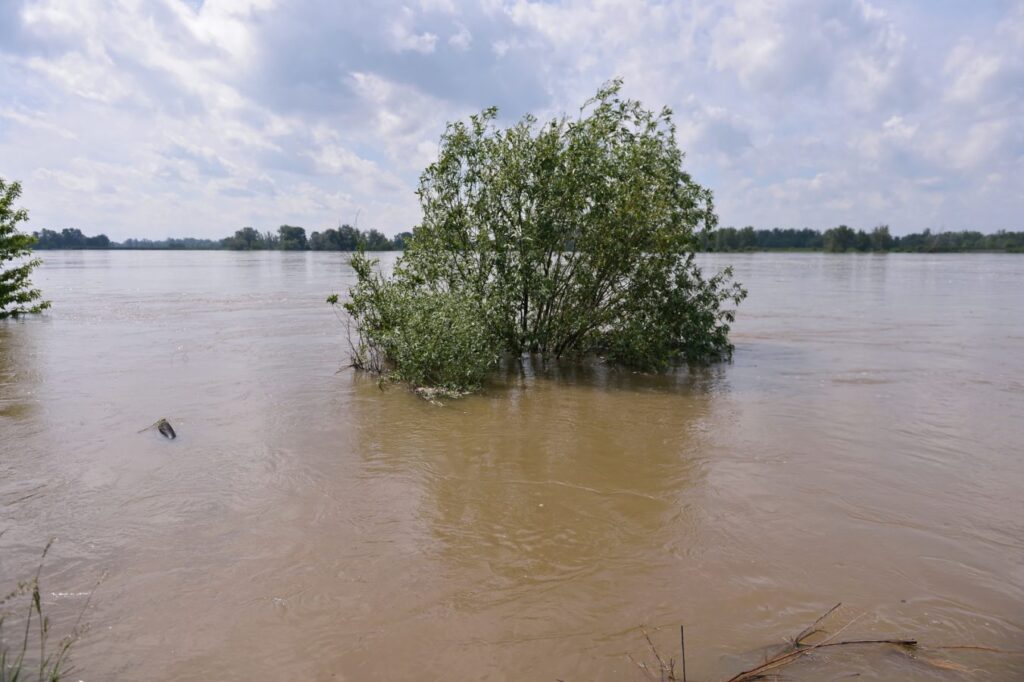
top-left (2, 251), bottom-right (1022, 680)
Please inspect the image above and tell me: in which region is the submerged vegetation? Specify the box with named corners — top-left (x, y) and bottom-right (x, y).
top-left (343, 255), bottom-right (501, 393)
top-left (337, 81), bottom-right (746, 393)
top-left (0, 178), bottom-right (50, 320)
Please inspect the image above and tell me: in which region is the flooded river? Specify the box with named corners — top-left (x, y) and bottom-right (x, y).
top-left (2, 251), bottom-right (1022, 680)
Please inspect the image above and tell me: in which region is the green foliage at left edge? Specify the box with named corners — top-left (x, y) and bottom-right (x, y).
top-left (0, 178), bottom-right (50, 320)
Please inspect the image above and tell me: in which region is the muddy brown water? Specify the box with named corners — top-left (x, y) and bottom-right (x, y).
top-left (1, 251), bottom-right (1022, 680)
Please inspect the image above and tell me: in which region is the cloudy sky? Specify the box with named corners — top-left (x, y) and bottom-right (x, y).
top-left (1, 0), bottom-right (1021, 239)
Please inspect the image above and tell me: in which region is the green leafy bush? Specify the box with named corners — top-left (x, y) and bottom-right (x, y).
top-left (337, 81), bottom-right (746, 393)
top-left (1, 178), bottom-right (50, 320)
top-left (340, 252), bottom-right (500, 393)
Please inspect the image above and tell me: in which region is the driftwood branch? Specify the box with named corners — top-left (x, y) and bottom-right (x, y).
top-left (722, 603), bottom-right (915, 682)
top-left (619, 604), bottom-right (1010, 682)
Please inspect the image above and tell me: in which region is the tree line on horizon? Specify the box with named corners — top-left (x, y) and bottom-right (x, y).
top-left (702, 225), bottom-right (1024, 253)
top-left (30, 225), bottom-right (413, 251)
top-left (28, 224), bottom-right (1024, 254)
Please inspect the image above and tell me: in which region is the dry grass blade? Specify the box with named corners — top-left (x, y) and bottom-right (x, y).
top-left (1, 540), bottom-right (100, 682)
top-left (643, 629), bottom-right (667, 674)
top-left (627, 652), bottom-right (657, 681)
top-left (627, 628), bottom-right (684, 682)
top-left (793, 602), bottom-right (841, 644)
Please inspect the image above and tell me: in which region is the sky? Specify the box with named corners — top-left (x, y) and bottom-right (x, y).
top-left (0, 0), bottom-right (1021, 240)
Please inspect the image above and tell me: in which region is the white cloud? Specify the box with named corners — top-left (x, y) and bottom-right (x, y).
top-left (347, 71), bottom-right (458, 171)
top-left (710, 0), bottom-right (910, 110)
top-left (945, 44), bottom-right (1002, 104)
top-left (419, 0), bottom-right (456, 13)
top-left (952, 118), bottom-right (1016, 170)
top-left (0, 106), bottom-right (76, 139)
top-left (449, 23), bottom-right (472, 50)
top-left (390, 9), bottom-right (439, 54)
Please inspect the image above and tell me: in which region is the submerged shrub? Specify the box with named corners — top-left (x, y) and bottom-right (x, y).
top-left (342, 252), bottom-right (499, 393)
top-left (338, 80), bottom-right (746, 393)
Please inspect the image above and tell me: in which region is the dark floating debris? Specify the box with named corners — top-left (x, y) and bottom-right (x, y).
top-left (156, 418), bottom-right (176, 439)
top-left (139, 417), bottom-right (176, 440)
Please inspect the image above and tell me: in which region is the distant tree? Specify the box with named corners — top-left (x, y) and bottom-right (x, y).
top-left (697, 225), bottom-right (1023, 253)
top-left (174, 237), bottom-right (221, 250)
top-left (823, 225), bottom-right (859, 252)
top-left (854, 229), bottom-right (871, 252)
top-left (85, 234), bottom-right (111, 248)
top-left (59, 228), bottom-right (87, 248)
top-left (120, 237), bottom-right (220, 250)
top-left (869, 225), bottom-right (893, 251)
top-left (309, 230), bottom-right (326, 251)
top-left (310, 224), bottom-right (363, 251)
top-left (988, 230), bottom-right (1024, 252)
top-left (896, 228), bottom-right (928, 252)
top-left (31, 228), bottom-right (112, 249)
top-left (710, 227), bottom-right (739, 251)
top-left (929, 230), bottom-right (985, 252)
top-left (33, 229), bottom-right (61, 249)
top-left (362, 228), bottom-right (392, 251)
top-left (802, 228), bottom-right (824, 250)
top-left (737, 226), bottom-right (757, 250)
top-left (337, 225), bottom-right (361, 250)
top-left (278, 225), bottom-right (308, 250)
top-left (391, 231), bottom-right (414, 250)
top-left (0, 178), bottom-right (50, 319)
top-left (223, 226), bottom-right (265, 250)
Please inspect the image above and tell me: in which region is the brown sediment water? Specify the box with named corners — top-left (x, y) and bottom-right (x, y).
top-left (1, 251), bottom-right (1022, 680)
